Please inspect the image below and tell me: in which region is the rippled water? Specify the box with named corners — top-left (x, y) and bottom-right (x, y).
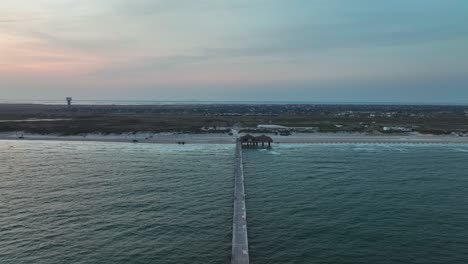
top-left (3, 141), bottom-right (468, 264)
top-left (0, 141), bottom-right (234, 264)
top-left (244, 144), bottom-right (468, 264)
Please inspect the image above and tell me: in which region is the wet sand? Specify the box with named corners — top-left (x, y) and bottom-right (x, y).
top-left (0, 132), bottom-right (236, 144)
top-left (270, 133), bottom-right (468, 144)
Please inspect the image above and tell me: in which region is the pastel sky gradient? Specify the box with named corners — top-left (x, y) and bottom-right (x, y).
top-left (1, 0), bottom-right (468, 103)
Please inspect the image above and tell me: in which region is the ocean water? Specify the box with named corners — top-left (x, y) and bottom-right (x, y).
top-left (0, 141), bottom-right (234, 264)
top-left (244, 144), bottom-right (468, 264)
top-left (2, 141), bottom-right (468, 264)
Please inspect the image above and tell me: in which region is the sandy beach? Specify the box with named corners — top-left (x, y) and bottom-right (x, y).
top-left (2, 132), bottom-right (468, 144)
top-left (0, 132), bottom-right (236, 144)
top-left (270, 133), bottom-right (468, 144)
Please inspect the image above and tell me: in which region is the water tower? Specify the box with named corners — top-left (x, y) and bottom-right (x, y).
top-left (66, 97), bottom-right (72, 109)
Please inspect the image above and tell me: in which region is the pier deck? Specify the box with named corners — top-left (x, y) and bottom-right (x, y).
top-left (231, 140), bottom-right (249, 264)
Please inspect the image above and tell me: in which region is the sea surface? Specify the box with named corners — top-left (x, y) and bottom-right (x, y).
top-left (244, 144), bottom-right (468, 264)
top-left (0, 141), bottom-right (234, 264)
top-left (2, 141), bottom-right (468, 264)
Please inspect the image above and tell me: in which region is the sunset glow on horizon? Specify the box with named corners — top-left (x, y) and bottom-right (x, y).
top-left (1, 0), bottom-right (468, 103)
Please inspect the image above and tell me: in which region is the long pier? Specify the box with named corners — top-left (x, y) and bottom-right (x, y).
top-left (231, 140), bottom-right (249, 264)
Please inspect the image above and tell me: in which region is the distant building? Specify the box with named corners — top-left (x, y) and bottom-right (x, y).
top-left (201, 126), bottom-right (230, 131)
top-left (383, 126), bottom-right (412, 132)
top-left (256, 124), bottom-right (318, 133)
top-left (257, 124), bottom-right (288, 129)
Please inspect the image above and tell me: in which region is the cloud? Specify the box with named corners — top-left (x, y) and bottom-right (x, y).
top-left (1, 0), bottom-right (468, 102)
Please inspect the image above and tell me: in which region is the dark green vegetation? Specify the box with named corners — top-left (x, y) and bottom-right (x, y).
top-left (1, 104), bottom-right (468, 135)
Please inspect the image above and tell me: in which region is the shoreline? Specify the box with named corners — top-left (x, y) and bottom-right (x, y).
top-left (2, 132), bottom-right (468, 144)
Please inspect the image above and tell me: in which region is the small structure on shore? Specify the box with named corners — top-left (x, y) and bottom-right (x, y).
top-left (240, 134), bottom-right (273, 148)
top-left (66, 97), bottom-right (72, 109)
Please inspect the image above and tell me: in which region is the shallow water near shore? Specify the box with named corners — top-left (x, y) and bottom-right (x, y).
top-left (244, 144), bottom-right (468, 264)
top-left (0, 141), bottom-right (234, 264)
top-left (2, 140), bottom-right (468, 264)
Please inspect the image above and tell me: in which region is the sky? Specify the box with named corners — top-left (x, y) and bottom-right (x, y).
top-left (1, 0), bottom-right (468, 103)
